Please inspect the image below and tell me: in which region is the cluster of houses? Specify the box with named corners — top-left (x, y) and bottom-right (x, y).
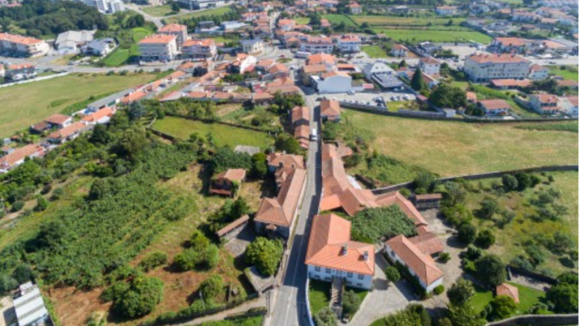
top-left (304, 141), bottom-right (445, 293)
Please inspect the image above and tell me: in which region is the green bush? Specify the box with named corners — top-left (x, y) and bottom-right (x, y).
top-left (139, 251), bottom-right (168, 272)
top-left (11, 201), bottom-right (24, 212)
top-left (313, 307), bottom-right (337, 326)
top-left (458, 223), bottom-right (477, 244)
top-left (385, 266), bottom-right (401, 283)
top-left (433, 284), bottom-right (445, 295)
top-left (475, 254), bottom-right (506, 287)
top-left (342, 290), bottom-right (361, 316)
top-left (245, 237), bottom-right (283, 276)
top-left (200, 275), bottom-right (224, 300)
top-left (487, 295), bottom-right (517, 321)
top-left (34, 195), bottom-right (49, 212)
top-left (475, 229), bottom-right (495, 249)
top-left (112, 276), bottom-right (164, 318)
top-left (190, 230), bottom-right (211, 251)
top-left (174, 244), bottom-right (219, 271)
top-left (447, 278), bottom-right (475, 306)
top-left (439, 252), bottom-right (451, 263)
top-left (501, 174), bottom-right (518, 191)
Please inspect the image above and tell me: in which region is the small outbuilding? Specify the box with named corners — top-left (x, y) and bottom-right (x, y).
top-left (496, 283), bottom-right (520, 303)
top-left (210, 169), bottom-right (246, 196)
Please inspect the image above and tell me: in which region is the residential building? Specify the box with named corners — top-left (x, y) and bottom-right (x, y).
top-left (44, 114), bottom-right (72, 129)
top-left (464, 54), bottom-right (531, 82)
top-left (229, 53), bottom-right (257, 74)
top-left (81, 107), bottom-right (115, 125)
top-left (311, 71), bottom-right (352, 94)
top-left (13, 282), bottom-right (50, 326)
top-left (292, 106), bottom-right (310, 149)
top-left (75, 0), bottom-right (125, 13)
top-left (306, 214), bottom-right (375, 289)
top-left (138, 34), bottom-right (179, 61)
top-left (349, 1), bottom-right (362, 14)
top-left (363, 61), bottom-right (393, 79)
top-left (528, 64), bottom-right (549, 80)
top-left (278, 19), bottom-right (296, 31)
top-left (320, 99), bottom-right (341, 121)
top-left (0, 33), bottom-right (50, 57)
top-left (210, 169), bottom-right (246, 196)
top-left (47, 122), bottom-right (91, 144)
top-left (337, 34), bottom-right (361, 53)
top-left (4, 63), bottom-right (36, 82)
top-left (307, 53), bottom-right (337, 67)
top-left (435, 5), bottom-right (458, 15)
top-left (254, 153), bottom-right (307, 238)
top-left (300, 36), bottom-right (334, 54)
top-left (0, 145), bottom-right (44, 173)
top-left (384, 235), bottom-right (444, 293)
top-left (82, 38), bottom-right (116, 56)
top-left (55, 30), bottom-right (95, 55)
top-left (529, 93), bottom-right (560, 114)
top-left (241, 38), bottom-right (265, 53)
top-left (559, 96), bottom-right (578, 117)
top-left (391, 44), bottom-right (409, 57)
top-left (158, 24), bottom-right (189, 48)
top-left (176, 0), bottom-right (227, 9)
top-left (479, 99), bottom-right (511, 115)
top-left (220, 21), bottom-right (247, 32)
top-left (419, 56), bottom-right (440, 75)
top-left (182, 39), bottom-right (217, 58)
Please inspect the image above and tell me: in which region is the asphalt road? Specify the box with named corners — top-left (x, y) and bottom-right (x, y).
top-left (270, 90), bottom-right (322, 326)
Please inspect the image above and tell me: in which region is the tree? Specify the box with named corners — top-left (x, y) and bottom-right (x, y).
top-left (428, 83), bottom-right (467, 109)
top-left (34, 195), bottom-right (49, 212)
top-left (442, 203), bottom-right (472, 227)
top-left (274, 134), bottom-right (301, 154)
top-left (245, 237), bottom-right (283, 276)
top-left (170, 1), bottom-right (181, 12)
top-left (114, 276), bottom-right (164, 318)
top-left (488, 295), bottom-right (517, 320)
top-left (199, 275), bottom-right (223, 299)
top-left (475, 229), bottom-right (495, 249)
top-left (447, 278), bottom-right (475, 306)
top-left (501, 174), bottom-right (518, 191)
top-left (139, 252), bottom-right (168, 272)
top-left (444, 181), bottom-right (466, 206)
top-left (475, 254), bottom-right (506, 287)
top-left (12, 264), bottom-right (33, 284)
top-left (546, 272), bottom-right (579, 313)
top-left (447, 304), bottom-right (486, 326)
top-left (314, 307), bottom-right (337, 326)
top-left (251, 153), bottom-right (268, 178)
top-left (398, 59), bottom-right (407, 68)
top-left (342, 290), bottom-right (361, 315)
top-left (413, 171), bottom-right (437, 194)
top-left (514, 172), bottom-right (531, 190)
top-left (190, 230), bottom-right (210, 251)
top-left (385, 266), bottom-right (401, 283)
top-left (410, 67), bottom-right (426, 91)
top-left (458, 223), bottom-right (477, 244)
top-left (478, 197), bottom-right (499, 219)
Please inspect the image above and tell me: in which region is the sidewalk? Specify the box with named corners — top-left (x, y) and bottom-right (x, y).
top-left (173, 296), bottom-right (267, 326)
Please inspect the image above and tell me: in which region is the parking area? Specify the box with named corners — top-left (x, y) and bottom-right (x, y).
top-left (321, 89), bottom-right (416, 107)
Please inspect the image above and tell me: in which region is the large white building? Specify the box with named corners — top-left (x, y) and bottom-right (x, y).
top-left (419, 56), bottom-right (441, 75)
top-left (76, 0), bottom-right (125, 13)
top-left (182, 39), bottom-right (217, 58)
top-left (158, 24), bottom-right (189, 48)
top-left (306, 214), bottom-right (375, 290)
top-left (241, 38), bottom-right (265, 54)
top-left (464, 53), bottom-right (531, 82)
top-left (177, 0), bottom-right (227, 9)
top-left (300, 36), bottom-right (334, 54)
top-left (0, 33), bottom-right (50, 57)
top-left (138, 34), bottom-right (179, 61)
top-left (13, 282), bottom-right (50, 326)
top-left (337, 34), bottom-right (361, 53)
top-left (311, 71), bottom-right (352, 94)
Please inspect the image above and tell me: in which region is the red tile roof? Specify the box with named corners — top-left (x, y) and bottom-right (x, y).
top-left (496, 283), bottom-right (520, 303)
top-left (468, 53), bottom-right (529, 64)
top-left (375, 191), bottom-right (428, 227)
top-left (48, 122), bottom-right (86, 140)
top-left (0, 144), bottom-right (43, 168)
top-left (305, 214), bottom-right (375, 275)
top-left (215, 168), bottom-right (246, 182)
top-left (479, 99), bottom-right (511, 110)
top-left (386, 235), bottom-right (443, 286)
top-left (320, 99), bottom-right (340, 117)
top-left (139, 34), bottom-right (177, 44)
top-left (81, 107), bottom-right (114, 123)
top-left (409, 232), bottom-right (444, 256)
top-left (44, 114), bottom-right (71, 125)
top-left (292, 106), bottom-right (310, 123)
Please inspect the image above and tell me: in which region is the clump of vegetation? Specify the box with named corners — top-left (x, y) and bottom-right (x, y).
top-left (342, 290), bottom-right (362, 316)
top-left (103, 275), bottom-right (164, 319)
top-left (139, 252), bottom-right (168, 272)
top-left (314, 307), bottom-right (337, 326)
top-left (371, 304), bottom-right (430, 326)
top-left (174, 231), bottom-right (219, 272)
top-left (245, 237), bottom-right (284, 276)
top-left (350, 206), bottom-right (417, 243)
top-left (199, 275), bottom-right (224, 300)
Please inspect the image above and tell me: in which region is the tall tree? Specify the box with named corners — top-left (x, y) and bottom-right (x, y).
top-left (410, 67), bottom-right (426, 91)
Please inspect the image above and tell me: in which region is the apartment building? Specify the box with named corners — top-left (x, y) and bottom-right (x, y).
top-left (419, 56), bottom-right (441, 75)
top-left (0, 33), bottom-right (50, 57)
top-left (464, 53), bottom-right (531, 82)
top-left (529, 93), bottom-right (561, 114)
top-left (177, 0), bottom-right (227, 9)
top-left (75, 0), bottom-right (124, 13)
top-left (158, 24), bottom-right (189, 48)
top-left (182, 39), bottom-right (217, 58)
top-left (300, 36), bottom-right (334, 54)
top-left (138, 34), bottom-right (179, 61)
top-left (337, 34), bottom-right (361, 53)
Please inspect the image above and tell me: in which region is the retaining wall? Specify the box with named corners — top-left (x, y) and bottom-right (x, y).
top-left (486, 314), bottom-right (578, 326)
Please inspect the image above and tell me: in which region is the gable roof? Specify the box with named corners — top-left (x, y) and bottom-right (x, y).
top-left (0, 145), bottom-right (42, 168)
top-left (375, 191), bottom-right (428, 226)
top-left (268, 152), bottom-right (305, 169)
top-left (215, 168), bottom-right (246, 182)
top-left (44, 114), bottom-right (71, 125)
top-left (291, 106), bottom-right (310, 123)
top-left (385, 235), bottom-right (443, 286)
top-left (305, 214), bottom-right (375, 275)
top-left (81, 107), bottom-right (114, 123)
top-left (408, 232), bottom-right (444, 256)
top-left (320, 99), bottom-right (340, 116)
top-left (479, 99), bottom-right (511, 110)
top-left (48, 122), bottom-right (87, 140)
top-left (496, 283), bottom-right (520, 303)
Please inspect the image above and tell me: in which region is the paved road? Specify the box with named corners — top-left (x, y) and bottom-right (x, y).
top-left (270, 90), bottom-right (322, 326)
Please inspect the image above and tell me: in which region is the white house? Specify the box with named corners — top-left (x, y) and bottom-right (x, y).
top-left (182, 39), bottom-right (216, 58)
top-left (337, 34), bottom-right (361, 53)
top-left (435, 5), bottom-right (458, 15)
top-left (528, 64), bottom-right (550, 80)
top-left (419, 56), bottom-right (440, 75)
top-left (385, 235), bottom-right (443, 293)
top-left (464, 53), bottom-right (531, 82)
top-left (559, 96), bottom-right (578, 117)
top-left (0, 145), bottom-right (44, 173)
top-left (363, 61), bottom-right (394, 79)
top-left (0, 32), bottom-right (50, 57)
top-left (241, 38), bottom-right (265, 54)
top-left (528, 93), bottom-right (561, 114)
top-left (391, 44), bottom-right (409, 57)
top-left (306, 214), bottom-right (375, 290)
top-left (312, 71), bottom-right (352, 93)
top-left (300, 36), bottom-right (334, 54)
top-left (479, 99), bottom-right (511, 115)
top-left (158, 24), bottom-right (189, 48)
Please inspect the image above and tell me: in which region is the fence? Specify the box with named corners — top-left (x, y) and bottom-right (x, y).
top-left (371, 165), bottom-right (579, 195)
top-left (486, 314), bottom-right (578, 326)
top-left (0, 72), bottom-right (69, 88)
top-left (507, 265), bottom-right (558, 285)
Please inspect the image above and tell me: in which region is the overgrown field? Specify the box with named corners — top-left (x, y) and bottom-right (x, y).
top-left (378, 29), bottom-right (492, 43)
top-left (548, 65), bottom-right (579, 82)
top-left (352, 16), bottom-right (466, 27)
top-left (342, 110), bottom-right (578, 177)
top-left (0, 72), bottom-right (156, 138)
top-left (165, 6), bottom-right (233, 24)
top-left (322, 14), bottom-right (357, 27)
top-left (152, 116), bottom-right (274, 149)
top-left (142, 4), bottom-right (174, 16)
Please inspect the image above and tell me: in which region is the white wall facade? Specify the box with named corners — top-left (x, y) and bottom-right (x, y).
top-left (464, 58), bottom-right (531, 82)
top-left (307, 264), bottom-right (373, 290)
top-left (139, 39), bottom-right (179, 61)
top-left (384, 245), bottom-right (443, 293)
top-left (313, 75), bottom-right (352, 93)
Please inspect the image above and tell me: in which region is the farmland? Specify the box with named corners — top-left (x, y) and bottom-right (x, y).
top-left (0, 72), bottom-right (156, 139)
top-left (548, 65), bottom-right (579, 82)
top-left (322, 14), bottom-right (357, 27)
top-left (152, 116), bottom-right (274, 149)
top-left (342, 110), bottom-right (578, 177)
top-left (352, 15), bottom-right (467, 27)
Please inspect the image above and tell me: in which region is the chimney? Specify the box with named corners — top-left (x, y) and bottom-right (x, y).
top-left (363, 251), bottom-right (369, 261)
top-left (291, 163), bottom-right (295, 169)
top-left (341, 244), bottom-right (348, 256)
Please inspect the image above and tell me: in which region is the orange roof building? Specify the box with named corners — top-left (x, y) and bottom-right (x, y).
top-left (0, 32), bottom-right (50, 57)
top-left (210, 169), bottom-right (246, 196)
top-left (320, 99), bottom-right (341, 121)
top-left (82, 107), bottom-right (115, 125)
top-left (306, 214), bottom-right (375, 289)
top-left (465, 54), bottom-right (531, 82)
top-left (496, 283), bottom-right (520, 303)
top-left (47, 122), bottom-right (89, 144)
top-left (0, 144), bottom-right (44, 172)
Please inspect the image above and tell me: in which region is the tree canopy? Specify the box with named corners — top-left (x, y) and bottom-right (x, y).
top-left (351, 206), bottom-right (417, 243)
top-left (245, 237), bottom-right (284, 276)
top-left (428, 83), bottom-right (467, 109)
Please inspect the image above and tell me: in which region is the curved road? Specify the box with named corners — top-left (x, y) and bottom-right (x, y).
top-left (270, 90), bottom-right (322, 326)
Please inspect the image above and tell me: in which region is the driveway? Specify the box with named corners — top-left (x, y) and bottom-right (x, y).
top-left (347, 253), bottom-right (417, 326)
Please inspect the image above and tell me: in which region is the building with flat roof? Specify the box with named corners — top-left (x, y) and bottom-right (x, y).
top-left (13, 282), bottom-right (50, 326)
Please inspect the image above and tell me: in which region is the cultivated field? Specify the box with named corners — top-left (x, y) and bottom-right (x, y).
top-left (344, 110), bottom-right (578, 177)
top-left (102, 27), bottom-right (153, 66)
top-left (152, 116), bottom-right (274, 149)
top-left (548, 65), bottom-right (579, 81)
top-left (352, 15), bottom-right (467, 27)
top-left (0, 73), bottom-right (156, 138)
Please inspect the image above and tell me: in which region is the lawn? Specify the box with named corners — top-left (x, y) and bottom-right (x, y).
top-left (342, 110), bottom-right (578, 177)
top-left (353, 16), bottom-right (466, 27)
top-left (308, 280), bottom-right (331, 315)
top-left (471, 282), bottom-right (545, 315)
top-left (152, 116), bottom-right (274, 149)
top-left (322, 14), bottom-right (357, 27)
top-left (142, 4), bottom-right (175, 17)
top-left (463, 171), bottom-right (578, 276)
top-left (295, 17), bottom-right (310, 24)
top-left (362, 45), bottom-right (388, 58)
top-left (102, 27), bottom-right (154, 66)
top-left (548, 65), bottom-right (579, 82)
top-left (378, 29), bottom-right (492, 43)
top-left (0, 73), bottom-right (156, 138)
top-left (166, 6), bottom-right (233, 24)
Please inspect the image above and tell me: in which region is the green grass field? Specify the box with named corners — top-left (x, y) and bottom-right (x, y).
top-left (166, 6), bottom-right (233, 24)
top-left (295, 17), bottom-right (310, 24)
top-left (322, 14), bottom-right (357, 27)
top-left (343, 110), bottom-right (578, 177)
top-left (102, 27), bottom-right (153, 66)
top-left (471, 282), bottom-right (545, 315)
top-left (353, 15), bottom-right (466, 27)
top-left (308, 280), bottom-right (331, 315)
top-left (378, 29), bottom-right (492, 43)
top-left (0, 73), bottom-right (156, 139)
top-left (152, 116), bottom-right (274, 149)
top-left (548, 65), bottom-right (579, 82)
top-left (142, 4), bottom-right (175, 17)
top-left (362, 45), bottom-right (388, 58)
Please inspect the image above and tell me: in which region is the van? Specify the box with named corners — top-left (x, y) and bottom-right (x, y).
top-left (310, 128), bottom-right (318, 141)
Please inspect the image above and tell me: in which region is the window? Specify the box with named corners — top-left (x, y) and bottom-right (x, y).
top-left (315, 266), bottom-right (321, 272)
top-left (325, 268), bottom-right (331, 274)
top-left (357, 283), bottom-right (362, 287)
top-left (347, 272), bottom-right (353, 278)
top-left (358, 274), bottom-right (364, 280)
